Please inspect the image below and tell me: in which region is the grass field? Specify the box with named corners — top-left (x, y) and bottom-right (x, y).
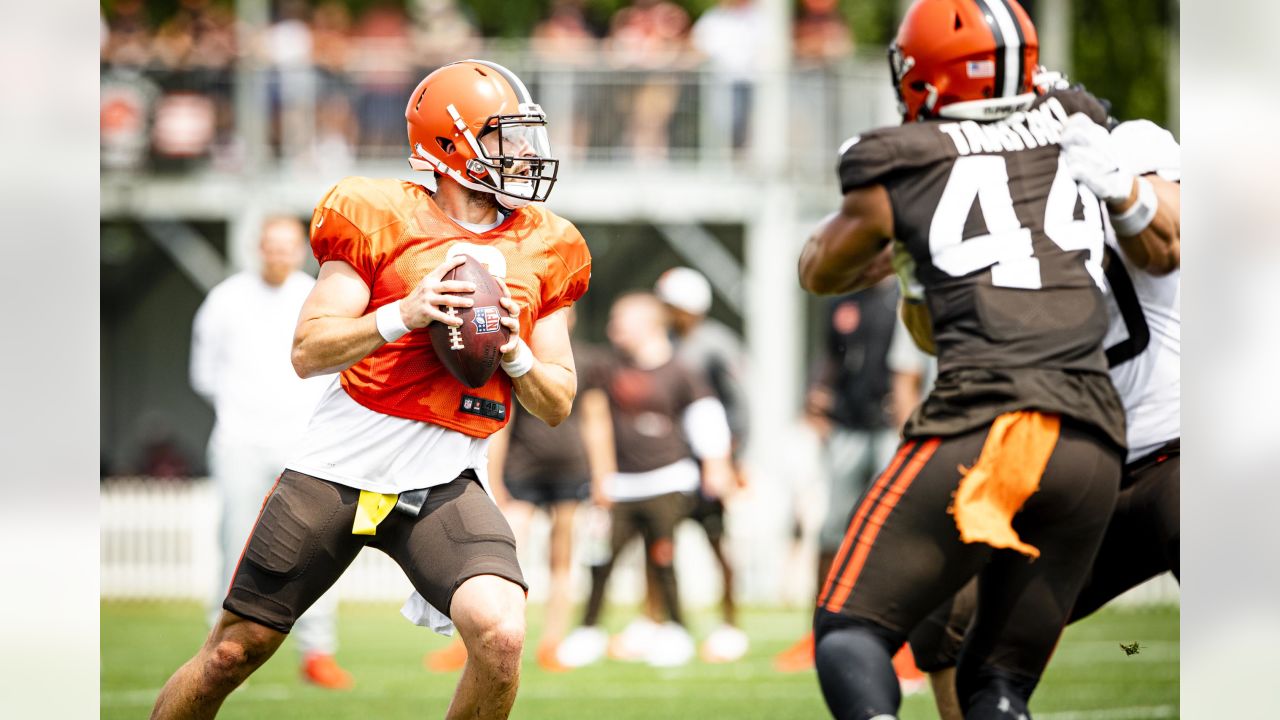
top-left (102, 601), bottom-right (1177, 719)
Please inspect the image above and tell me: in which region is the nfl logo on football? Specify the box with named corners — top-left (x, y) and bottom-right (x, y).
top-left (472, 306), bottom-right (501, 334)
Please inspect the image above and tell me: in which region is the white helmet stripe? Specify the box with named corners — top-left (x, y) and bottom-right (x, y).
top-left (468, 59), bottom-right (532, 105)
top-left (978, 0), bottom-right (1022, 98)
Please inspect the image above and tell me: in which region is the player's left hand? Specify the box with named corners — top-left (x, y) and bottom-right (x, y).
top-left (1060, 112), bottom-right (1134, 205)
top-left (494, 279), bottom-right (522, 358)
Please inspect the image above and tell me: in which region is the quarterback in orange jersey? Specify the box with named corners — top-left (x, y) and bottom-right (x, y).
top-left (151, 60), bottom-right (591, 720)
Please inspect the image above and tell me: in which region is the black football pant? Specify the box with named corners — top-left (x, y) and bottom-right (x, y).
top-left (911, 443), bottom-right (1180, 675)
top-left (813, 421), bottom-right (1120, 720)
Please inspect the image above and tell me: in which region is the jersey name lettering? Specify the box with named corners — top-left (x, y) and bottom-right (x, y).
top-left (937, 97), bottom-right (1071, 156)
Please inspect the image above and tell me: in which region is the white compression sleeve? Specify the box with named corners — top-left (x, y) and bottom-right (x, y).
top-left (682, 396), bottom-right (732, 459)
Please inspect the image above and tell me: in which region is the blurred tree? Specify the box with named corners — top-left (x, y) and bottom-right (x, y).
top-left (1068, 0), bottom-right (1175, 128)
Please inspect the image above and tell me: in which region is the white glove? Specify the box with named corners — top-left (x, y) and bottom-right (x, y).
top-left (1059, 113), bottom-right (1134, 204)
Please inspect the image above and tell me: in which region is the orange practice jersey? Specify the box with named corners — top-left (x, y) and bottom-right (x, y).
top-left (309, 177), bottom-right (592, 438)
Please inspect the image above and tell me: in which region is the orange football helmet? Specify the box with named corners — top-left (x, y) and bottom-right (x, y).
top-left (406, 60), bottom-right (557, 208)
top-left (889, 0), bottom-right (1039, 122)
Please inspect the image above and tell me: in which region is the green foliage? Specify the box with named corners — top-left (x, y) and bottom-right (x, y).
top-left (1070, 0), bottom-right (1176, 128)
top-left (838, 0), bottom-right (900, 49)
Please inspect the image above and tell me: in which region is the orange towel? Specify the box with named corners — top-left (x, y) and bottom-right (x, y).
top-left (949, 411), bottom-right (1061, 559)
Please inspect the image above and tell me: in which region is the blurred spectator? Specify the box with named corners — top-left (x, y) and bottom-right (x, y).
top-left (691, 0), bottom-right (763, 150)
top-left (794, 0), bottom-right (854, 66)
top-left (532, 0), bottom-right (601, 155)
top-left (792, 0), bottom-right (852, 173)
top-left (150, 0), bottom-right (236, 72)
top-left (189, 216), bottom-right (352, 689)
top-left (606, 0), bottom-right (693, 162)
top-left (350, 2), bottom-right (415, 153)
top-left (410, 0), bottom-right (481, 67)
top-left (134, 410), bottom-right (194, 479)
top-left (102, 0), bottom-right (153, 68)
top-left (101, 71), bottom-right (159, 171)
top-left (313, 92), bottom-right (359, 174)
top-left (532, 0), bottom-right (599, 61)
top-left (139, 437), bottom-right (193, 479)
top-left (265, 0), bottom-right (317, 163)
top-left (312, 1), bottom-right (354, 78)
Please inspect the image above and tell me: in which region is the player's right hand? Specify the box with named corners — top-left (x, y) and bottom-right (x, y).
top-left (1060, 113), bottom-right (1134, 205)
top-left (400, 255), bottom-right (476, 330)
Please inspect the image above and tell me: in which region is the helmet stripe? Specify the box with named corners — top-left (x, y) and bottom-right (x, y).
top-left (468, 59), bottom-right (533, 105)
top-left (977, 0), bottom-right (1022, 98)
top-left (997, 0), bottom-right (1027, 93)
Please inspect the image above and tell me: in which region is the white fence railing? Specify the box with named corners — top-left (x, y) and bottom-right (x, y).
top-left (101, 49), bottom-right (899, 178)
top-left (101, 476), bottom-right (1178, 609)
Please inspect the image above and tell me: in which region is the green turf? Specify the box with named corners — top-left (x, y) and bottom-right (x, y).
top-left (102, 601), bottom-right (1177, 719)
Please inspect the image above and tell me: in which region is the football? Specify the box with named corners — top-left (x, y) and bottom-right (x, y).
top-left (428, 254), bottom-right (512, 388)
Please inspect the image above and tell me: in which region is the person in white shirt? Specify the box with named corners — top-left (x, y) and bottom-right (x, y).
top-left (691, 0), bottom-right (762, 149)
top-left (189, 216), bottom-right (352, 689)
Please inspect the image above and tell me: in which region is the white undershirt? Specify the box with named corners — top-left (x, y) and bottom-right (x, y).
top-left (286, 377), bottom-right (491, 494)
top-left (607, 458), bottom-right (701, 502)
top-left (286, 209), bottom-right (507, 495)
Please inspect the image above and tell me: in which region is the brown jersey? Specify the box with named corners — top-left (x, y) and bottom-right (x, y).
top-left (502, 342), bottom-right (603, 484)
top-left (586, 352), bottom-right (712, 474)
top-left (838, 89), bottom-right (1125, 448)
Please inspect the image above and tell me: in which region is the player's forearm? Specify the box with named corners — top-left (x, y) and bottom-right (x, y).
top-left (291, 313), bottom-right (385, 378)
top-left (579, 390), bottom-right (618, 490)
top-left (799, 187), bottom-right (895, 295)
top-left (800, 228), bottom-right (889, 295)
top-left (1115, 176), bottom-right (1180, 275)
top-left (510, 361), bottom-right (576, 427)
top-left (890, 371), bottom-right (923, 431)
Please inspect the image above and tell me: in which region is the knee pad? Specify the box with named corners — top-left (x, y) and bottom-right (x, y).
top-left (812, 609), bottom-right (907, 720)
top-left (813, 607), bottom-right (903, 651)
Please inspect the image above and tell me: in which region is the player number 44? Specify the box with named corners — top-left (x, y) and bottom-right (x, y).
top-left (928, 154), bottom-right (1107, 289)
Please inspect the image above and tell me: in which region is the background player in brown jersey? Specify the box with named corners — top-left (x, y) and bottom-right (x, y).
top-left (795, 2), bottom-right (1175, 718)
top-left (151, 60), bottom-right (590, 720)
top-left (484, 309), bottom-right (601, 673)
top-left (556, 292), bottom-right (735, 669)
top-left (654, 267), bottom-right (751, 663)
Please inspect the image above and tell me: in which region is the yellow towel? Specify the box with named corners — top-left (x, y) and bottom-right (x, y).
top-left (950, 411), bottom-right (1061, 559)
top-left (353, 490), bottom-right (399, 536)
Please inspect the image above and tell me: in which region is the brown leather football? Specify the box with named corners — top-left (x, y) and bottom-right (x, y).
top-left (428, 254), bottom-right (512, 388)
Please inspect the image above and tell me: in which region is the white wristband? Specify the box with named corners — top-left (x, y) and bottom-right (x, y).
top-left (375, 301), bottom-right (410, 343)
top-left (500, 337), bottom-right (535, 378)
top-left (1109, 177), bottom-right (1159, 237)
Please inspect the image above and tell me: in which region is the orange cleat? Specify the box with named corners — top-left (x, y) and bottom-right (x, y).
top-left (892, 643), bottom-right (927, 696)
top-left (424, 637), bottom-right (468, 672)
top-left (773, 631), bottom-right (815, 673)
top-left (301, 653), bottom-right (354, 690)
top-left (536, 641), bottom-right (569, 673)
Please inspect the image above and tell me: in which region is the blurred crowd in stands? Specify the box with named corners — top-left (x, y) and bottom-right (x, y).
top-left (100, 0), bottom-right (859, 171)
